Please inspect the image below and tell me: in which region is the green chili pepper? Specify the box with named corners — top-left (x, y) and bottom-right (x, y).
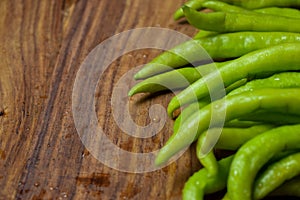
top-left (270, 176), bottom-right (300, 197)
top-left (202, 1), bottom-right (300, 19)
top-left (174, 0), bottom-right (206, 20)
top-left (182, 6), bottom-right (300, 33)
top-left (182, 155), bottom-right (234, 200)
top-left (201, 1), bottom-right (249, 13)
top-left (173, 100), bottom-right (209, 134)
top-left (135, 32), bottom-right (300, 80)
top-left (228, 72), bottom-right (300, 96)
top-left (214, 125), bottom-right (275, 150)
top-left (173, 78), bottom-right (247, 133)
top-left (197, 133), bottom-right (219, 176)
top-left (253, 152), bottom-right (300, 199)
top-left (196, 124), bottom-right (273, 176)
top-left (129, 62), bottom-right (224, 96)
top-left (174, 0), bottom-right (300, 20)
top-left (255, 7), bottom-right (300, 18)
top-left (197, 125), bottom-right (274, 177)
top-left (227, 124), bottom-right (300, 200)
top-left (156, 88), bottom-right (300, 166)
top-left (224, 0), bottom-right (300, 9)
top-left (168, 43), bottom-right (300, 117)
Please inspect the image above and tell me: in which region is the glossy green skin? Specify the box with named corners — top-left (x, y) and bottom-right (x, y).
top-left (227, 125), bottom-right (300, 200)
top-left (174, 0), bottom-right (300, 20)
top-left (214, 125), bottom-right (275, 150)
top-left (155, 88), bottom-right (300, 166)
top-left (202, 1), bottom-right (300, 19)
top-left (173, 78), bottom-right (246, 134)
top-left (228, 0), bottom-right (300, 9)
top-left (182, 155), bottom-right (234, 200)
top-left (134, 32), bottom-right (300, 79)
top-left (174, 0), bottom-right (206, 20)
top-left (256, 7), bottom-right (300, 18)
top-left (197, 132), bottom-right (219, 176)
top-left (270, 176), bottom-right (300, 197)
top-left (202, 1), bottom-right (251, 13)
top-left (253, 152), bottom-right (300, 199)
top-left (167, 43), bottom-right (300, 117)
top-left (183, 6), bottom-right (300, 33)
top-left (173, 100), bottom-right (209, 134)
top-left (229, 72), bottom-right (300, 96)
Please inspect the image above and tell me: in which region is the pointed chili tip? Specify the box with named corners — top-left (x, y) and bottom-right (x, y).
top-left (174, 7), bottom-right (184, 20)
top-left (154, 156), bottom-right (164, 167)
top-left (167, 97), bottom-right (179, 119)
top-left (127, 88), bottom-right (135, 97)
top-left (133, 72), bottom-right (143, 80)
top-left (155, 149), bottom-right (169, 167)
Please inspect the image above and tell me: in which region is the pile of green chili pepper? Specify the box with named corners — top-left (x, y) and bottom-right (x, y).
top-left (129, 0), bottom-right (300, 199)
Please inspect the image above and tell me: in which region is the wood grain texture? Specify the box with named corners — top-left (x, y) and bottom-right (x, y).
top-left (0, 0), bottom-right (205, 199)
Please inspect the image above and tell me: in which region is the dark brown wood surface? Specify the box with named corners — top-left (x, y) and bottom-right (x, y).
top-left (0, 0), bottom-right (206, 199)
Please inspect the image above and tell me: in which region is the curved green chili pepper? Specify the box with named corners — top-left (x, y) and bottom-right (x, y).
top-left (214, 125), bottom-right (275, 150)
top-left (174, 0), bottom-right (206, 20)
top-left (168, 43), bottom-right (300, 117)
top-left (182, 155), bottom-right (234, 200)
top-left (173, 100), bottom-right (209, 134)
top-left (182, 6), bottom-right (300, 33)
top-left (129, 62), bottom-right (224, 96)
top-left (253, 152), bottom-right (300, 199)
top-left (201, 1), bottom-right (250, 13)
top-left (196, 124), bottom-right (274, 176)
top-left (225, 0), bottom-right (300, 9)
top-left (255, 7), bottom-right (300, 18)
top-left (134, 32), bottom-right (300, 79)
top-left (202, 1), bottom-right (300, 19)
top-left (174, 0), bottom-right (300, 20)
top-left (228, 72), bottom-right (300, 96)
top-left (156, 88), bottom-right (300, 166)
top-left (173, 78), bottom-right (247, 133)
top-left (197, 133), bottom-right (219, 176)
top-left (227, 124), bottom-right (300, 200)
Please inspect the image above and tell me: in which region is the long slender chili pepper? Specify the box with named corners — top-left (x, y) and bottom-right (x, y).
top-left (182, 6), bottom-right (300, 33)
top-left (129, 62), bottom-right (224, 96)
top-left (156, 88), bottom-right (300, 166)
top-left (201, 1), bottom-right (300, 19)
top-left (174, 0), bottom-right (300, 20)
top-left (135, 32), bottom-right (300, 80)
top-left (182, 155), bottom-right (234, 200)
top-left (173, 78), bottom-right (247, 133)
top-left (227, 124), bottom-right (300, 200)
top-left (228, 72), bottom-right (300, 96)
top-left (253, 152), bottom-right (300, 199)
top-left (167, 43), bottom-right (300, 117)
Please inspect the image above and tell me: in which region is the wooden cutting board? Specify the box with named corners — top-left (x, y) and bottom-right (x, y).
top-left (0, 0), bottom-right (224, 199)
